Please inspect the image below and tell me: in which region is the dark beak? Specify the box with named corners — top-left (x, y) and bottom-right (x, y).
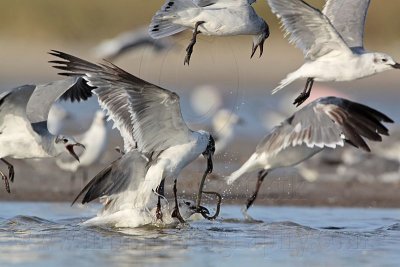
top-left (250, 39), bottom-right (265, 59)
top-left (66, 143), bottom-right (85, 162)
top-left (196, 205), bottom-right (210, 215)
top-left (392, 63), bottom-right (400, 69)
top-left (206, 152), bottom-right (213, 174)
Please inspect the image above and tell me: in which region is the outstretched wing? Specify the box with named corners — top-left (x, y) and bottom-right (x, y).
top-left (26, 77), bottom-right (94, 124)
top-left (266, 0), bottom-right (352, 60)
top-left (323, 0), bottom-right (370, 52)
top-left (50, 50), bottom-right (193, 154)
top-left (256, 97), bottom-right (393, 155)
top-left (193, 0), bottom-right (256, 7)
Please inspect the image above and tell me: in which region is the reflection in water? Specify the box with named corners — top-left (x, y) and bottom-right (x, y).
top-left (0, 203), bottom-right (399, 266)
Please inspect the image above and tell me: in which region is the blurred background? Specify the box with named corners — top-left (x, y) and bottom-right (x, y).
top-left (0, 0), bottom-right (399, 206)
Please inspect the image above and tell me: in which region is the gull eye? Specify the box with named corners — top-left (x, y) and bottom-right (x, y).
top-left (382, 58), bottom-right (388, 63)
top-left (185, 201), bottom-right (191, 206)
top-left (63, 138), bottom-right (68, 143)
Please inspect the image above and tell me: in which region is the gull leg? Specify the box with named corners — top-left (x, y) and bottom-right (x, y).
top-left (1, 159), bottom-right (14, 183)
top-left (155, 179), bottom-right (165, 222)
top-left (0, 169), bottom-right (10, 193)
top-left (244, 170), bottom-right (268, 212)
top-left (184, 21), bottom-right (205, 66)
top-left (171, 179), bottom-right (185, 223)
top-left (293, 78), bottom-right (314, 107)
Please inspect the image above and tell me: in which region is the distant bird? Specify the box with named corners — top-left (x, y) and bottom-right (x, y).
top-left (50, 50), bottom-right (215, 222)
top-left (149, 0), bottom-right (269, 65)
top-left (189, 86), bottom-right (243, 154)
top-left (56, 110), bottom-right (108, 186)
top-left (211, 109), bottom-right (243, 154)
top-left (93, 26), bottom-right (175, 61)
top-left (0, 78), bottom-right (89, 193)
top-left (267, 0), bottom-right (400, 106)
top-left (226, 97), bottom-right (393, 217)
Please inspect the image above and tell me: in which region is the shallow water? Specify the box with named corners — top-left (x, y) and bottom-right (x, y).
top-left (0, 202), bottom-right (400, 266)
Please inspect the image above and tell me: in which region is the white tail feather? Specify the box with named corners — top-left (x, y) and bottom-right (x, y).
top-left (226, 153), bottom-right (261, 185)
top-left (271, 71), bottom-right (301, 94)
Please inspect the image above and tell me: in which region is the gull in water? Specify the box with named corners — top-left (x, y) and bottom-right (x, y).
top-left (226, 97), bottom-right (393, 217)
top-left (72, 150), bottom-right (209, 228)
top-left (50, 50), bottom-right (217, 222)
top-left (0, 78), bottom-right (89, 193)
top-left (267, 0), bottom-right (400, 106)
top-left (56, 110), bottom-right (108, 186)
top-left (82, 198), bottom-right (207, 228)
top-left (93, 26), bottom-right (176, 61)
top-left (149, 0), bottom-right (269, 65)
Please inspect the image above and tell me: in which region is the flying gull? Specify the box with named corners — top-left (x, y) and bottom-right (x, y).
top-left (149, 0), bottom-right (269, 65)
top-left (50, 50), bottom-right (217, 222)
top-left (226, 97), bottom-right (393, 217)
top-left (93, 26), bottom-right (176, 61)
top-left (0, 78), bottom-right (89, 193)
top-left (267, 0), bottom-right (400, 106)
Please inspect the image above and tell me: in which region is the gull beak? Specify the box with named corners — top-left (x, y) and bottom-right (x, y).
top-left (66, 143), bottom-right (85, 162)
top-left (250, 39), bottom-right (265, 59)
top-left (196, 205), bottom-right (210, 215)
top-left (392, 63), bottom-right (400, 69)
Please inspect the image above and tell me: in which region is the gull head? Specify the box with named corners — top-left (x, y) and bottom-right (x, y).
top-left (371, 52), bottom-right (400, 72)
top-left (177, 199), bottom-right (209, 218)
top-left (54, 135), bottom-right (85, 162)
top-left (251, 21), bottom-right (269, 58)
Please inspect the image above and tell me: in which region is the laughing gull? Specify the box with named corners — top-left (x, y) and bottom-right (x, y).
top-left (226, 97), bottom-right (393, 216)
top-left (50, 50), bottom-right (216, 222)
top-left (149, 0), bottom-right (269, 65)
top-left (0, 78), bottom-right (89, 193)
top-left (82, 197), bottom-right (208, 228)
top-left (93, 26), bottom-right (176, 60)
top-left (56, 110), bottom-right (108, 186)
top-left (267, 0), bottom-right (400, 106)
top-left (73, 150), bottom-right (208, 227)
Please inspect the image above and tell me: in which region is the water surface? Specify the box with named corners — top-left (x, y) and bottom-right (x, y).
top-left (0, 202), bottom-right (400, 266)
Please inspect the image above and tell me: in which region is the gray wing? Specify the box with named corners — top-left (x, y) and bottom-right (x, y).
top-left (323, 0), bottom-right (370, 52)
top-left (193, 0), bottom-right (256, 7)
top-left (26, 77), bottom-right (94, 123)
top-left (256, 97), bottom-right (393, 155)
top-left (266, 0), bottom-right (352, 60)
top-left (93, 27), bottom-right (173, 60)
top-left (72, 150), bottom-right (149, 205)
top-left (50, 50), bottom-right (193, 154)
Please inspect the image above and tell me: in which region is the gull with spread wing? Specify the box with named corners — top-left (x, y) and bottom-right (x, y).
top-left (149, 0), bottom-right (269, 65)
top-left (267, 0), bottom-right (400, 106)
top-left (0, 78), bottom-right (89, 193)
top-left (226, 97), bottom-right (393, 218)
top-left (50, 50), bottom-right (216, 222)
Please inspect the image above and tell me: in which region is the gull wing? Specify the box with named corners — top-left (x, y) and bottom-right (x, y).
top-left (72, 150), bottom-right (149, 205)
top-left (193, 0), bottom-right (256, 7)
top-left (266, 0), bottom-right (352, 60)
top-left (256, 97), bottom-right (393, 155)
top-left (323, 0), bottom-right (370, 52)
top-left (26, 77), bottom-right (94, 124)
top-left (50, 50), bottom-right (193, 154)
